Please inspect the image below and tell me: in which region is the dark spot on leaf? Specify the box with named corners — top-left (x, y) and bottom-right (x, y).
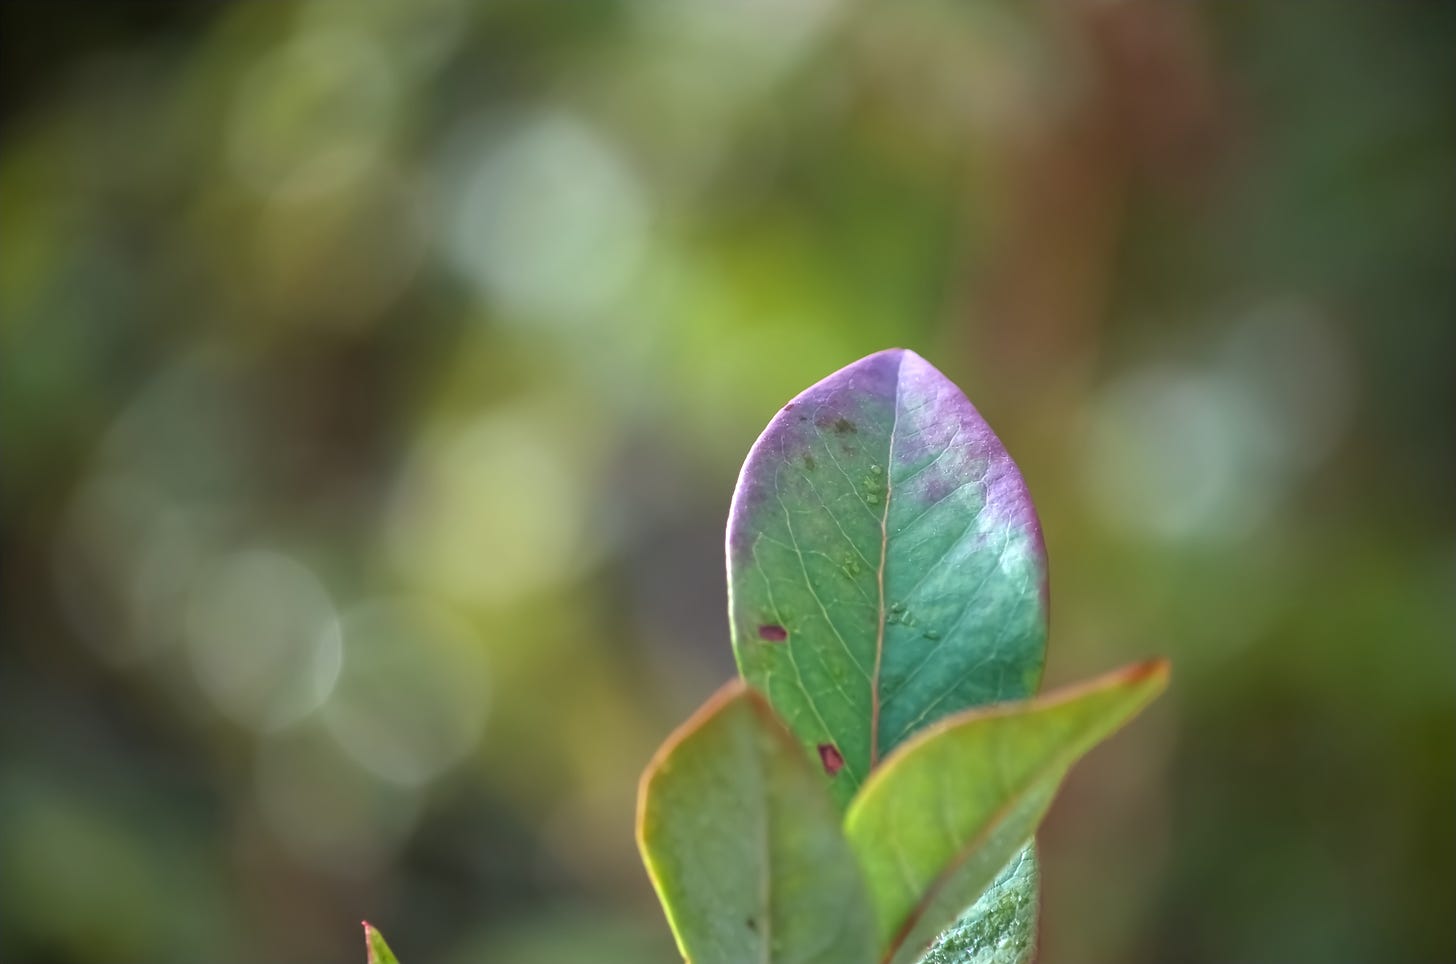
top-left (746, 917), bottom-right (757, 931)
top-left (803, 455), bottom-right (816, 470)
top-left (833, 417), bottom-right (856, 434)
top-left (818, 743), bottom-right (844, 776)
top-left (758, 624), bottom-right (788, 642)
top-left (843, 445), bottom-right (857, 456)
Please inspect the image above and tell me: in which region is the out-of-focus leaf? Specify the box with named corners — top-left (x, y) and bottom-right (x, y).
top-left (727, 347), bottom-right (1048, 806)
top-left (845, 661), bottom-right (1169, 964)
top-left (636, 681), bottom-right (877, 964)
top-left (364, 922), bottom-right (400, 964)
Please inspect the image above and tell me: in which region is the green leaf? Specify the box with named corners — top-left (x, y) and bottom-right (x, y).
top-left (726, 349), bottom-right (1048, 956)
top-left (844, 661), bottom-right (1168, 964)
top-left (727, 348), bottom-right (1048, 807)
top-left (363, 922), bottom-right (400, 964)
top-left (918, 847), bottom-right (1038, 964)
top-left (637, 681), bottom-right (878, 964)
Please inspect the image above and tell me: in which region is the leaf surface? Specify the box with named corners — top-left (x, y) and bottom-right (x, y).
top-left (917, 847), bottom-right (1037, 964)
top-left (363, 923), bottom-right (400, 964)
top-left (844, 661), bottom-right (1169, 964)
top-left (637, 681), bottom-right (877, 964)
top-left (727, 348), bottom-right (1047, 806)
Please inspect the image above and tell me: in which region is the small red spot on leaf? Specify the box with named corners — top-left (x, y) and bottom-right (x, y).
top-left (818, 743), bottom-right (844, 775)
top-left (758, 624), bottom-right (788, 642)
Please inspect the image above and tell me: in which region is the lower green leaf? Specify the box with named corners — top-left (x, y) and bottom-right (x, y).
top-left (917, 846), bottom-right (1038, 964)
top-left (844, 660), bottom-right (1168, 964)
top-left (637, 681), bottom-right (878, 964)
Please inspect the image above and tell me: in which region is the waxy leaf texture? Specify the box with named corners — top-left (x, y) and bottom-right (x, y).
top-left (920, 848), bottom-right (1039, 964)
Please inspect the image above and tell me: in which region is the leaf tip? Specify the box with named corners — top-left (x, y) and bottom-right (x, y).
top-left (1123, 657), bottom-right (1172, 690)
top-left (866, 345), bottom-right (918, 365)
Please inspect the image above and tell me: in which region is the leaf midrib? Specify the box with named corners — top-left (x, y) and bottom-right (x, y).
top-left (868, 352), bottom-right (905, 768)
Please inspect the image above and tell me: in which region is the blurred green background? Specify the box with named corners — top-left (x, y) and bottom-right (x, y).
top-left (2, 2), bottom-right (1451, 962)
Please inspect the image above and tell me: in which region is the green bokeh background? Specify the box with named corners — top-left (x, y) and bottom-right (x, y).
top-left (2, 3), bottom-right (1450, 962)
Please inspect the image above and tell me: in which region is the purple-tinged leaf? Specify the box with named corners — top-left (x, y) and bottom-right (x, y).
top-left (727, 348), bottom-right (1048, 805)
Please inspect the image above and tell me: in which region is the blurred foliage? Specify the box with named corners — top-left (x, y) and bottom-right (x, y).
top-left (1, 2), bottom-right (1451, 962)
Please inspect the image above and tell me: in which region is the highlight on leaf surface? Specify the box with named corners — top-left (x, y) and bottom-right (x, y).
top-left (363, 922), bottom-right (400, 964)
top-left (636, 680), bottom-right (877, 964)
top-left (844, 660), bottom-right (1170, 964)
top-left (727, 348), bottom-right (1048, 808)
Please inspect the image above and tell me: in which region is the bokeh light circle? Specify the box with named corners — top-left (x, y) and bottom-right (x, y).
top-left (184, 548), bottom-right (342, 732)
top-left (320, 597), bottom-right (488, 786)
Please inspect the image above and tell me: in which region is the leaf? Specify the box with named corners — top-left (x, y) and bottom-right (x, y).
top-left (843, 661), bottom-right (1169, 964)
top-left (726, 349), bottom-right (1048, 957)
top-left (727, 348), bottom-right (1048, 807)
top-left (636, 681), bottom-right (878, 964)
top-left (363, 922), bottom-right (400, 964)
top-left (918, 847), bottom-right (1038, 964)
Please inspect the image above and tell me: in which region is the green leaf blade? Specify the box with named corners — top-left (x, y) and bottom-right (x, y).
top-left (844, 660), bottom-right (1169, 963)
top-left (637, 681), bottom-right (877, 964)
top-left (363, 923), bottom-right (400, 964)
top-left (727, 348), bottom-right (1047, 807)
